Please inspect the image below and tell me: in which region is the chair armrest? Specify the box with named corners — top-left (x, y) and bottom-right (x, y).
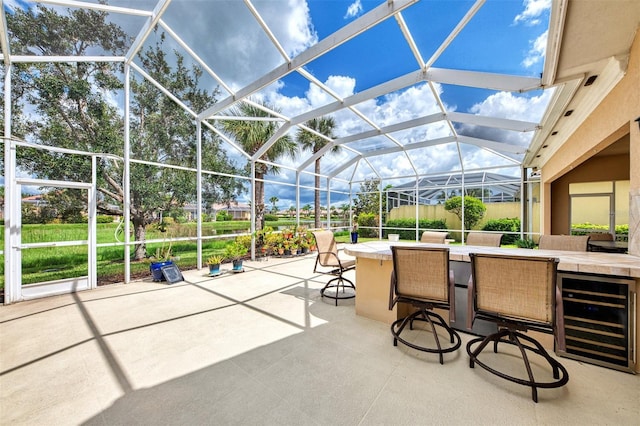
top-left (466, 274), bottom-right (475, 330)
top-left (389, 270), bottom-right (397, 311)
top-left (449, 270), bottom-right (455, 323)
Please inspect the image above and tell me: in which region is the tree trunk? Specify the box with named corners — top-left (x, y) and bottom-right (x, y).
top-left (255, 172), bottom-right (265, 231)
top-left (314, 159), bottom-right (321, 229)
top-left (132, 216), bottom-right (147, 261)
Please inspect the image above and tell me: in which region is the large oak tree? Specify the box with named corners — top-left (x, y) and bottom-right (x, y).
top-left (6, 4), bottom-right (242, 260)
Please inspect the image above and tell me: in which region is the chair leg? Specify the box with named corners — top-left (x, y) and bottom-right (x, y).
top-left (424, 312), bottom-right (444, 365)
top-left (469, 329), bottom-right (509, 368)
top-left (466, 329), bottom-right (569, 402)
top-left (511, 331), bottom-right (539, 402)
top-left (392, 315), bottom-right (413, 347)
top-left (391, 308), bottom-right (461, 364)
top-left (320, 274), bottom-right (355, 305)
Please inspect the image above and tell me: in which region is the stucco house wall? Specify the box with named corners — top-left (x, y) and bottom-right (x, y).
top-left (541, 30), bottom-right (640, 255)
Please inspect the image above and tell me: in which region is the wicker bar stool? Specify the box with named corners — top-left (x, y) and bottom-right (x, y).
top-left (538, 235), bottom-right (589, 251)
top-left (466, 253), bottom-right (569, 402)
top-left (389, 246), bottom-right (461, 364)
top-left (420, 231), bottom-right (448, 243)
top-left (311, 230), bottom-right (356, 305)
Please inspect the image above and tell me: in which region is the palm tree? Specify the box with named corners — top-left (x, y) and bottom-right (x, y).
top-left (340, 203), bottom-right (350, 219)
top-left (296, 116), bottom-right (338, 228)
top-left (221, 100), bottom-right (296, 230)
top-left (302, 204), bottom-right (312, 217)
top-left (269, 196), bottom-right (279, 214)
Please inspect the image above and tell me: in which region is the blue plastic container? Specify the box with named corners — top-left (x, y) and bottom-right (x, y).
top-left (150, 261), bottom-right (174, 281)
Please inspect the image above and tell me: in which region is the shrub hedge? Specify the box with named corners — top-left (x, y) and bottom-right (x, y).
top-left (357, 212), bottom-right (378, 237)
top-left (384, 218), bottom-right (447, 240)
top-left (216, 211), bottom-right (233, 221)
top-left (481, 218), bottom-right (520, 245)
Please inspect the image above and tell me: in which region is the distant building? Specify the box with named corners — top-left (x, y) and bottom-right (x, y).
top-left (386, 172), bottom-right (525, 209)
top-left (211, 202), bottom-right (251, 220)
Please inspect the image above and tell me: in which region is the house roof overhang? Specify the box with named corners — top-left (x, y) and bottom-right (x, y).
top-left (525, 0), bottom-right (640, 170)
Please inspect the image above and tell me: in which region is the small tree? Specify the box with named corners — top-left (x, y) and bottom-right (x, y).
top-left (340, 203), bottom-right (350, 219)
top-left (444, 196), bottom-right (486, 230)
top-left (269, 196), bottom-right (279, 213)
top-left (353, 178), bottom-right (380, 215)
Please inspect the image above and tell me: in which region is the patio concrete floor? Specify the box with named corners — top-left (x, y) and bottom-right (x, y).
top-left (1, 253), bottom-right (638, 425)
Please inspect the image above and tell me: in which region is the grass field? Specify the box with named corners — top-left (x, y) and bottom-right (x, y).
top-left (0, 220), bottom-right (316, 288)
top-left (0, 220), bottom-right (462, 289)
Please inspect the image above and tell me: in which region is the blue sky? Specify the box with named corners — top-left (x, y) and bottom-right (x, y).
top-left (4, 0), bottom-right (553, 208)
top-left (240, 0), bottom-right (552, 208)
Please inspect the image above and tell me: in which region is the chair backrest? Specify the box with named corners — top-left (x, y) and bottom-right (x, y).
top-left (465, 232), bottom-right (503, 247)
top-left (470, 253), bottom-right (558, 325)
top-left (586, 232), bottom-right (613, 241)
top-left (391, 246), bottom-right (450, 303)
top-left (538, 235), bottom-right (589, 251)
top-left (312, 230), bottom-right (340, 267)
top-left (420, 231), bottom-right (448, 244)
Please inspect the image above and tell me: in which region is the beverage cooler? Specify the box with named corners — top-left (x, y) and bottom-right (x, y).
top-left (557, 272), bottom-right (637, 373)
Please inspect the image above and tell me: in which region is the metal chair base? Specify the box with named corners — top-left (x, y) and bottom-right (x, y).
top-left (391, 309), bottom-right (461, 364)
top-left (466, 328), bottom-right (569, 402)
top-left (320, 276), bottom-right (356, 306)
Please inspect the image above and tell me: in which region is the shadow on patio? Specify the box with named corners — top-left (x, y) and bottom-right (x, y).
top-left (1, 255), bottom-right (638, 425)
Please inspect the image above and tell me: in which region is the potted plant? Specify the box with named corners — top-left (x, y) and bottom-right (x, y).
top-left (351, 219), bottom-right (359, 244)
top-left (300, 238), bottom-right (310, 254)
top-left (225, 240), bottom-right (248, 272)
top-left (307, 231), bottom-right (317, 251)
top-left (265, 232), bottom-right (281, 256)
top-left (282, 227), bottom-right (294, 240)
top-left (207, 254), bottom-right (225, 276)
top-left (255, 226), bottom-right (274, 257)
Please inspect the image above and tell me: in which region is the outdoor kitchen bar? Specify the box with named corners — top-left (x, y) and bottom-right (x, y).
top-left (345, 241), bottom-right (640, 373)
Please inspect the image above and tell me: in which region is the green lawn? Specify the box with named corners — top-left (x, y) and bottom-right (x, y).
top-left (1, 220), bottom-right (312, 287)
top-left (2, 221), bottom-right (490, 288)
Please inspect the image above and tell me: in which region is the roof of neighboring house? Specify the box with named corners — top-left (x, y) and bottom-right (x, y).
top-left (22, 195), bottom-right (46, 204)
top-left (388, 172), bottom-right (523, 204)
top-left (211, 202), bottom-right (250, 212)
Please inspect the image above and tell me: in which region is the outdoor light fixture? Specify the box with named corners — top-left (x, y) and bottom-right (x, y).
top-left (584, 75), bottom-right (598, 86)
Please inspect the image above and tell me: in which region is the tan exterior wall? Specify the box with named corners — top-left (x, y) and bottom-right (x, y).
top-left (388, 201), bottom-right (540, 237)
top-left (550, 154), bottom-right (630, 234)
top-left (541, 31), bottom-right (640, 255)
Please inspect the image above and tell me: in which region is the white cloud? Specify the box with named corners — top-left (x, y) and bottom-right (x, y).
top-left (454, 89), bottom-right (553, 170)
top-left (469, 90), bottom-right (551, 123)
top-left (522, 30), bottom-right (547, 68)
top-left (344, 0), bottom-right (363, 19)
top-left (165, 1), bottom-right (317, 94)
top-left (2, 0), bottom-right (27, 12)
top-left (513, 0), bottom-right (551, 26)
top-left (263, 76), bottom-right (461, 186)
top-left (278, 0), bottom-right (319, 56)
top-left (305, 75), bottom-right (357, 111)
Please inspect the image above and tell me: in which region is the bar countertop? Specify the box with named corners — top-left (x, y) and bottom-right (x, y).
top-left (344, 241), bottom-right (640, 278)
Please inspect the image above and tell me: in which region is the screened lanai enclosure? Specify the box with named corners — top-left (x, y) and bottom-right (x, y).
top-left (2, 0), bottom-right (567, 304)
